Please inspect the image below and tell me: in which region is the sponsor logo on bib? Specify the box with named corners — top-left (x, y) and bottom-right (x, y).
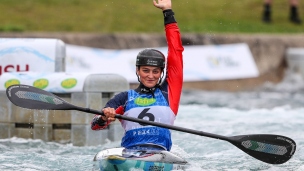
top-left (135, 97), bottom-right (156, 106)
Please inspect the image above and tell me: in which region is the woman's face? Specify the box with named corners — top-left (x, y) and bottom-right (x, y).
top-left (137, 66), bottom-right (162, 88)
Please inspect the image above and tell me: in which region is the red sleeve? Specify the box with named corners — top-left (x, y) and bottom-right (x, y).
top-left (165, 23), bottom-right (184, 115)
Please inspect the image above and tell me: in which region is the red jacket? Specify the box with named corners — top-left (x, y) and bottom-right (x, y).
top-left (92, 15), bottom-right (184, 131)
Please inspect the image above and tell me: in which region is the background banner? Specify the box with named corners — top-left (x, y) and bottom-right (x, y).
top-left (66, 43), bottom-right (259, 83)
top-left (0, 39), bottom-right (259, 86)
top-left (0, 72), bottom-right (90, 92)
top-left (0, 38), bottom-right (63, 76)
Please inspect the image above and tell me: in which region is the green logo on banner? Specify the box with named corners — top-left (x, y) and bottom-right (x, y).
top-left (135, 97), bottom-right (156, 106)
top-left (61, 78), bottom-right (77, 89)
top-left (33, 79), bottom-right (49, 89)
top-left (4, 79), bottom-right (20, 89)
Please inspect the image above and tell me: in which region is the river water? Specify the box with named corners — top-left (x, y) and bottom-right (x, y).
top-left (1, 71), bottom-right (304, 171)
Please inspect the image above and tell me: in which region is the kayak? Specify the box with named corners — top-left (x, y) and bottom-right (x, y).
top-left (93, 147), bottom-right (188, 171)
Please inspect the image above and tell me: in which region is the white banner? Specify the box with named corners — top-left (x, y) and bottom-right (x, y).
top-left (0, 38), bottom-right (62, 76)
top-left (0, 72), bottom-right (90, 93)
top-left (66, 45), bottom-right (140, 83)
top-left (0, 40), bottom-right (259, 92)
top-left (183, 44), bottom-right (259, 81)
top-left (66, 43), bottom-right (259, 83)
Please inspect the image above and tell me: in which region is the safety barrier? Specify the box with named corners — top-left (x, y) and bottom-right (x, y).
top-left (0, 38), bottom-right (129, 146)
top-left (0, 73), bottom-right (128, 146)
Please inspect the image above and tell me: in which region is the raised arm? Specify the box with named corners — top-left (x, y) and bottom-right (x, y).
top-left (155, 0), bottom-right (184, 115)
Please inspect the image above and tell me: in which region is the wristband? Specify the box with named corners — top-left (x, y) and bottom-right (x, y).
top-left (95, 115), bottom-right (107, 126)
top-left (163, 9), bottom-right (177, 25)
top-left (163, 9), bottom-right (175, 17)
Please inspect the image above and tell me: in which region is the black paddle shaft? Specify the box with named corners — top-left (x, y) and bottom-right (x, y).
top-left (5, 84), bottom-right (296, 164)
top-left (114, 114), bottom-right (295, 164)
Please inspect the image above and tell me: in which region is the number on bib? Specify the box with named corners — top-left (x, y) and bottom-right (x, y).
top-left (138, 108), bottom-right (155, 126)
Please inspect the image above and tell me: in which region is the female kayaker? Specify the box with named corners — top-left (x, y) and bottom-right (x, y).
top-left (91, 0), bottom-right (184, 151)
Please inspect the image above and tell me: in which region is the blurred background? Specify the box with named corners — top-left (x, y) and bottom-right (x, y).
top-left (1, 0), bottom-right (304, 91)
top-left (1, 1), bottom-right (304, 170)
top-left (0, 0), bottom-right (303, 33)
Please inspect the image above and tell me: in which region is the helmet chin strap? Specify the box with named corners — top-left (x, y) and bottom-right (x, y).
top-left (158, 71), bottom-right (165, 85)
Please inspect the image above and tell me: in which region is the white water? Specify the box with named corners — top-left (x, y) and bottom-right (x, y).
top-left (1, 71), bottom-right (304, 171)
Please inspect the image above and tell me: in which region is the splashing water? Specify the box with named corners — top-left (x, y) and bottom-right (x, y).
top-left (1, 72), bottom-right (304, 170)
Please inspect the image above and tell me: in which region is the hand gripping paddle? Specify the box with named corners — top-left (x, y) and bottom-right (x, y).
top-left (6, 84), bottom-right (296, 164)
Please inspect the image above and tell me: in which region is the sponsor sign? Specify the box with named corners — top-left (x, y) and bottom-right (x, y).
top-left (183, 44), bottom-right (259, 81)
top-left (0, 41), bottom-right (259, 90)
top-left (66, 43), bottom-right (259, 82)
top-left (0, 72), bottom-right (90, 93)
top-left (0, 38), bottom-right (61, 76)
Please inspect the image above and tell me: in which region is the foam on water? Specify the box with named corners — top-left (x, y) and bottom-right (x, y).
top-left (173, 105), bottom-right (304, 170)
top-left (1, 106), bottom-right (303, 170)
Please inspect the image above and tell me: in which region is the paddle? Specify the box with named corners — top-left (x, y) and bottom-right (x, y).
top-left (6, 84), bottom-right (296, 164)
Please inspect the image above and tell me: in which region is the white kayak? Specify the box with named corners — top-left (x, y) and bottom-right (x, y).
top-left (93, 147), bottom-right (188, 171)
